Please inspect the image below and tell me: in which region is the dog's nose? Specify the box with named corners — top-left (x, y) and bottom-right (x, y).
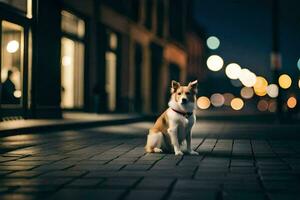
top-left (181, 98), bottom-right (187, 104)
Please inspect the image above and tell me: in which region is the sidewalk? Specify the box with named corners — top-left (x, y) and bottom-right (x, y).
top-left (0, 112), bottom-right (150, 136)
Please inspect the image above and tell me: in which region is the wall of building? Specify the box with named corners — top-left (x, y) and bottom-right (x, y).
top-left (0, 0), bottom-right (205, 119)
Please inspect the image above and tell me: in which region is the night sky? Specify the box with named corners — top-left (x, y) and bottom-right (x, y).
top-left (194, 0), bottom-right (300, 85)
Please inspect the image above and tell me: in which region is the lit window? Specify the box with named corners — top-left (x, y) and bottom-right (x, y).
top-left (61, 37), bottom-right (84, 108)
top-left (1, 21), bottom-right (24, 105)
top-left (61, 10), bottom-right (85, 38)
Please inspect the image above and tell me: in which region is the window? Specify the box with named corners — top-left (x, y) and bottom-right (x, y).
top-left (61, 10), bottom-right (85, 38)
top-left (105, 31), bottom-right (118, 112)
top-left (60, 11), bottom-right (85, 109)
top-left (0, 0), bottom-right (32, 18)
top-left (1, 21), bottom-right (24, 106)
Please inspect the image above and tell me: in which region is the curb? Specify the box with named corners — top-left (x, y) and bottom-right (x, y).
top-left (0, 115), bottom-right (155, 137)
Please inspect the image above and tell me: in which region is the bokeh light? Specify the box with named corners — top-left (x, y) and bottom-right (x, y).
top-left (239, 69), bottom-right (257, 87)
top-left (206, 55), bottom-right (224, 72)
top-left (297, 58), bottom-right (300, 71)
top-left (13, 90), bottom-right (22, 98)
top-left (210, 93), bottom-right (225, 107)
top-left (287, 97), bottom-right (297, 109)
top-left (257, 100), bottom-right (268, 112)
top-left (197, 96), bottom-right (211, 110)
top-left (268, 100), bottom-right (277, 113)
top-left (240, 87), bottom-right (254, 99)
top-left (206, 36), bottom-right (220, 50)
top-left (278, 74), bottom-right (292, 89)
top-left (225, 63), bottom-right (241, 80)
top-left (298, 79), bottom-right (300, 88)
top-left (223, 93), bottom-right (235, 106)
top-left (253, 76), bottom-right (268, 96)
top-left (230, 98), bottom-right (244, 110)
top-left (266, 84), bottom-right (279, 98)
top-left (6, 40), bottom-right (19, 53)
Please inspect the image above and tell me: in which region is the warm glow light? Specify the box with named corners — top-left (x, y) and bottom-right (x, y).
top-left (206, 36), bottom-right (220, 50)
top-left (6, 40), bottom-right (19, 53)
top-left (253, 76), bottom-right (268, 96)
top-left (297, 58), bottom-right (300, 71)
top-left (268, 100), bottom-right (277, 112)
top-left (13, 90), bottom-right (22, 98)
top-left (240, 87), bottom-right (254, 99)
top-left (210, 93), bottom-right (225, 107)
top-left (223, 93), bottom-right (235, 106)
top-left (62, 56), bottom-right (72, 66)
top-left (225, 63), bottom-right (241, 80)
top-left (278, 74), bottom-right (292, 89)
top-left (266, 84), bottom-right (279, 98)
top-left (287, 97), bottom-right (297, 109)
top-left (239, 69), bottom-right (257, 87)
top-left (257, 100), bottom-right (268, 112)
top-left (230, 98), bottom-right (244, 110)
top-left (197, 96), bottom-right (211, 109)
top-left (298, 79), bottom-right (300, 89)
top-left (206, 55), bottom-right (224, 72)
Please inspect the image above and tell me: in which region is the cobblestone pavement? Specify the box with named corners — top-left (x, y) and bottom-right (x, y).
top-left (0, 121), bottom-right (300, 200)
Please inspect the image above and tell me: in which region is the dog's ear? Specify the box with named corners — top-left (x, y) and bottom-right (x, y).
top-left (188, 80), bottom-right (198, 94)
top-left (171, 80), bottom-right (180, 93)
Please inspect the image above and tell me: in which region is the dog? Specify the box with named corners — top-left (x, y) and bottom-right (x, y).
top-left (145, 80), bottom-right (199, 155)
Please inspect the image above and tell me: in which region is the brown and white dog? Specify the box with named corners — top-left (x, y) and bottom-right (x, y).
top-left (145, 80), bottom-right (199, 155)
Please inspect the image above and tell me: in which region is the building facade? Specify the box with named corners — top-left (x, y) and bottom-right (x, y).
top-left (0, 0), bottom-right (204, 120)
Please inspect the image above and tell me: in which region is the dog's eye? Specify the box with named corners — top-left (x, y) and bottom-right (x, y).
top-left (178, 92), bottom-right (181, 95)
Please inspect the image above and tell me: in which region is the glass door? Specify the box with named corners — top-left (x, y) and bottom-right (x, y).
top-left (1, 21), bottom-right (24, 106)
top-left (0, 18), bottom-right (29, 118)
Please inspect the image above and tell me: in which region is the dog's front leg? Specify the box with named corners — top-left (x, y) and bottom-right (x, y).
top-left (186, 128), bottom-right (199, 155)
top-left (168, 124), bottom-right (183, 155)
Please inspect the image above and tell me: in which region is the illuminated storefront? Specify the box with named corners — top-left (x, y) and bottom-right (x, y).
top-left (0, 0), bottom-right (31, 118)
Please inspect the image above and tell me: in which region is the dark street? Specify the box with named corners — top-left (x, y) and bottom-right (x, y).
top-left (0, 120), bottom-right (300, 200)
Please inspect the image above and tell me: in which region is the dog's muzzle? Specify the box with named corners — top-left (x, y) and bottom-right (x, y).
top-left (181, 98), bottom-right (188, 104)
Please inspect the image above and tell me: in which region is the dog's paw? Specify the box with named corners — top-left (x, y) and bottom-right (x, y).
top-left (187, 150), bottom-right (199, 155)
top-left (153, 148), bottom-right (163, 153)
top-left (175, 151), bottom-right (184, 156)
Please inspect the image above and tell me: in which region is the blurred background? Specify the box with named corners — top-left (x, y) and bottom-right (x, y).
top-left (0, 0), bottom-right (299, 122)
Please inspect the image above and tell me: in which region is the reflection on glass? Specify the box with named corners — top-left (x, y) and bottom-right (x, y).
top-left (61, 10), bottom-right (85, 38)
top-left (1, 21), bottom-right (23, 105)
top-left (61, 37), bottom-right (84, 108)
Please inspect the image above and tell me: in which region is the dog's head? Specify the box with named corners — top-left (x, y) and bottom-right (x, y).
top-left (169, 80), bottom-right (198, 111)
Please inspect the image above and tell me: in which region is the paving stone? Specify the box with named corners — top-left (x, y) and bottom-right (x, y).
top-left (66, 178), bottom-right (104, 187)
top-left (168, 190), bottom-right (218, 200)
top-left (126, 189), bottom-right (167, 200)
top-left (223, 191), bottom-right (265, 200)
top-left (0, 194), bottom-right (35, 200)
top-left (41, 170), bottom-right (87, 178)
top-left (174, 180), bottom-right (222, 190)
top-left (122, 164), bottom-right (151, 171)
top-left (5, 171), bottom-right (44, 178)
top-left (49, 189), bottom-right (125, 200)
top-left (267, 192), bottom-right (300, 200)
top-left (99, 177), bottom-right (140, 188)
top-left (136, 178), bottom-right (174, 189)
